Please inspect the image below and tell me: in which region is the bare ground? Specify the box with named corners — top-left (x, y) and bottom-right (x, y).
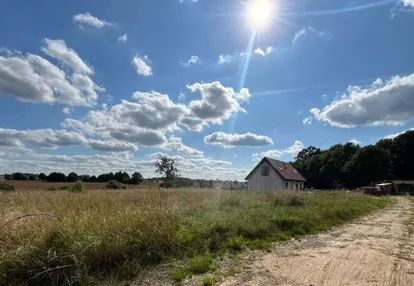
top-left (134, 197), bottom-right (414, 286)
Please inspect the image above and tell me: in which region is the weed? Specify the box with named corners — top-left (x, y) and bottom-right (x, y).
top-left (188, 254), bottom-right (215, 274)
top-left (106, 180), bottom-right (126, 189)
top-left (0, 183), bottom-right (14, 192)
top-left (171, 268), bottom-right (188, 282)
top-left (68, 182), bottom-right (85, 193)
top-left (227, 236), bottom-right (246, 251)
top-left (202, 275), bottom-right (214, 286)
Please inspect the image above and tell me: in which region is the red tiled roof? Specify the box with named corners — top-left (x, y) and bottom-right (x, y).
top-left (245, 157), bottom-right (306, 182)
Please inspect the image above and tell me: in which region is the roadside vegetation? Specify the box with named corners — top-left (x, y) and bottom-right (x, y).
top-left (0, 189), bottom-right (393, 285)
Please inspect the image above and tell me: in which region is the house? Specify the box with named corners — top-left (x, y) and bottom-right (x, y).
top-left (245, 157), bottom-right (306, 191)
top-left (0, 175), bottom-right (5, 181)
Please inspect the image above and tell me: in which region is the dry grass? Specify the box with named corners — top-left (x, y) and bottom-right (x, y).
top-left (0, 188), bottom-right (393, 285)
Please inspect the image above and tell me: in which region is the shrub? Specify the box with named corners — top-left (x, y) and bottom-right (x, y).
top-left (171, 268), bottom-right (189, 282)
top-left (106, 180), bottom-right (126, 190)
top-left (0, 183), bottom-right (14, 192)
top-left (227, 236), bottom-right (246, 251)
top-left (187, 254), bottom-right (215, 274)
top-left (202, 275), bottom-right (214, 286)
top-left (68, 182), bottom-right (85, 193)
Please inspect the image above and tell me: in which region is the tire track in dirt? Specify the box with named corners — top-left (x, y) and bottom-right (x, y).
top-left (220, 198), bottom-right (414, 286)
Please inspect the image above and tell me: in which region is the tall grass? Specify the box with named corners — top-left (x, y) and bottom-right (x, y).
top-left (0, 189), bottom-right (392, 285)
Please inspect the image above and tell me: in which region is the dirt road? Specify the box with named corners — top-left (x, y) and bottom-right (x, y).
top-left (221, 198), bottom-right (414, 286)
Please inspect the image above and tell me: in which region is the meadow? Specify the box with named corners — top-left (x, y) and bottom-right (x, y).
top-left (0, 188), bottom-right (393, 285)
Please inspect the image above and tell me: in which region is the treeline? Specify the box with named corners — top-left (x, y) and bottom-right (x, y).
top-left (293, 130), bottom-right (414, 189)
top-left (4, 171), bottom-right (144, 184)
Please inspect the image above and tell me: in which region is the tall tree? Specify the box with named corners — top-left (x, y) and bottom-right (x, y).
top-left (130, 172), bottom-right (144, 184)
top-left (66, 172), bottom-right (79, 182)
top-left (155, 157), bottom-right (179, 180)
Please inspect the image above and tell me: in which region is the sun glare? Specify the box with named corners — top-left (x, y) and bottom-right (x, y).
top-left (247, 0), bottom-right (273, 29)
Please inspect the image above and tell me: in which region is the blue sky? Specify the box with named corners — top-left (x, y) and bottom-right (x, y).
top-left (1, 0), bottom-right (414, 180)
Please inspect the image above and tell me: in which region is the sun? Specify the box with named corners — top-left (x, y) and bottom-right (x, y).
top-left (246, 0), bottom-right (273, 29)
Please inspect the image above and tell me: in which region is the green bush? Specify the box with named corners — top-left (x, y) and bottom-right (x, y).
top-left (106, 180), bottom-right (126, 190)
top-left (227, 235), bottom-right (246, 251)
top-left (187, 254), bottom-right (215, 274)
top-left (68, 182), bottom-right (85, 193)
top-left (202, 275), bottom-right (214, 286)
top-left (0, 183), bottom-right (14, 192)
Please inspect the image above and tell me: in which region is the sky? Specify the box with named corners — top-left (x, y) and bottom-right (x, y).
top-left (1, 0), bottom-right (414, 180)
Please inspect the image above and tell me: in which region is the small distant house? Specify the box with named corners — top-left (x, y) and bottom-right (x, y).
top-left (245, 157), bottom-right (306, 191)
top-left (0, 175), bottom-right (5, 181)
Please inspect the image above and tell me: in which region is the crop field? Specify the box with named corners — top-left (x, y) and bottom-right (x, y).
top-left (0, 181), bottom-right (158, 191)
top-left (0, 188), bottom-right (393, 285)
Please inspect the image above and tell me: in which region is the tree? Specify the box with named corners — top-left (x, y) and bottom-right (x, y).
top-left (89, 175), bottom-right (98, 182)
top-left (343, 145), bottom-right (392, 188)
top-left (12, 172), bottom-right (27, 180)
top-left (130, 172), bottom-right (144, 184)
top-left (114, 171), bottom-right (130, 184)
top-left (66, 172), bottom-right (79, 182)
top-left (392, 130), bottom-right (414, 179)
top-left (155, 157), bottom-right (179, 180)
top-left (47, 172), bottom-right (67, 182)
top-left (38, 173), bottom-right (47, 181)
top-left (295, 146), bottom-right (321, 161)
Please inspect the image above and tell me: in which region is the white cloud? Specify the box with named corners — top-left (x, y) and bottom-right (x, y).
top-left (253, 47), bottom-right (273, 56)
top-left (311, 74), bottom-right (414, 128)
top-left (181, 81), bottom-right (251, 131)
top-left (0, 128), bottom-right (87, 149)
top-left (118, 34), bottom-right (128, 42)
top-left (284, 140), bottom-right (305, 154)
top-left (1, 149), bottom-right (250, 180)
top-left (252, 150), bottom-right (284, 162)
top-left (42, 39), bottom-right (93, 74)
top-left (62, 90), bottom-right (188, 146)
top-left (132, 55), bottom-right (152, 76)
top-left (129, 91), bottom-right (187, 130)
top-left (384, 128), bottom-right (414, 139)
top-left (302, 117), bottom-right (312, 125)
top-left (204, 132), bottom-right (274, 148)
top-left (0, 48), bottom-right (102, 106)
top-left (254, 48), bottom-right (265, 56)
top-left (87, 139), bottom-right (138, 152)
top-left (73, 12), bottom-right (113, 28)
top-left (349, 139), bottom-right (362, 145)
top-left (401, 0), bottom-right (414, 7)
top-left (161, 136), bottom-right (203, 156)
top-left (179, 0), bottom-right (198, 2)
top-left (218, 54), bottom-right (233, 64)
top-left (181, 55), bottom-right (201, 67)
top-left (252, 141), bottom-right (305, 162)
top-left (62, 107), bottom-right (73, 114)
top-left (292, 27), bottom-right (326, 44)
top-left (178, 93), bottom-right (186, 101)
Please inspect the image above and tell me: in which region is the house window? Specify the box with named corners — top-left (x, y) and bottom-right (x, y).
top-left (296, 183), bottom-right (298, 190)
top-left (261, 166), bottom-right (269, 176)
top-left (285, 182), bottom-right (288, 189)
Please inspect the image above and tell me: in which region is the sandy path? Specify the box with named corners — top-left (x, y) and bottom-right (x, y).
top-left (220, 198), bottom-right (414, 286)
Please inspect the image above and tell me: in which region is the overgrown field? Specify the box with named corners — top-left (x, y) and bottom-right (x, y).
top-left (0, 189), bottom-right (393, 285)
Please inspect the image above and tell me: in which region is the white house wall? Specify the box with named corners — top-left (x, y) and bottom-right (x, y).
top-left (247, 161), bottom-right (285, 191)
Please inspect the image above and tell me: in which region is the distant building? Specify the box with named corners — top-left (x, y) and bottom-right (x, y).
top-left (245, 157), bottom-right (306, 192)
top-left (0, 175), bottom-right (5, 181)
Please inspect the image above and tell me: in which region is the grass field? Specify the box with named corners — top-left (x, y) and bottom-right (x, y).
top-left (0, 188), bottom-right (393, 285)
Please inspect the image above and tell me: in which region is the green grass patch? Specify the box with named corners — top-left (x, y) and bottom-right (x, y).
top-left (0, 189), bottom-right (394, 285)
